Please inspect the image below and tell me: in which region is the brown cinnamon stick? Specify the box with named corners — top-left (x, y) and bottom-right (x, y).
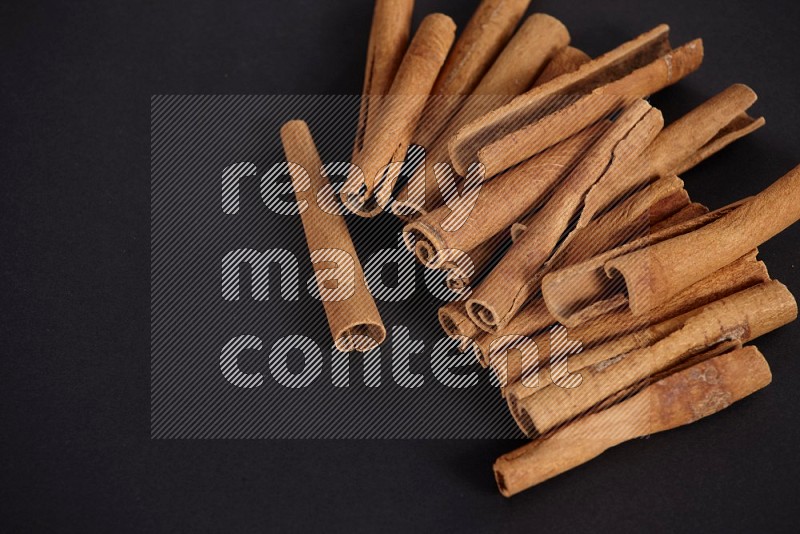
top-left (475, 300), bottom-right (556, 369)
top-left (650, 202), bottom-right (708, 232)
top-left (474, 39), bottom-right (704, 179)
top-left (281, 121), bottom-right (386, 352)
top-left (547, 174), bottom-right (689, 273)
top-left (503, 314), bottom-right (686, 409)
top-left (517, 280), bottom-right (796, 436)
top-left (593, 39), bottom-right (703, 97)
top-left (478, 176), bottom-right (691, 367)
top-left (441, 13), bottom-right (570, 137)
top-left (503, 251), bottom-right (769, 406)
top-left (438, 301), bottom-right (481, 350)
top-left (465, 101), bottom-right (663, 332)
top-left (352, 0), bottom-right (415, 159)
top-left (513, 171), bottom-right (693, 243)
top-left (541, 199), bottom-right (749, 327)
top-left (393, 13), bottom-right (570, 219)
top-left (413, 0), bottom-right (531, 150)
top-left (674, 113), bottom-right (765, 176)
top-left (606, 164), bottom-right (800, 316)
top-left (402, 123), bottom-right (603, 267)
top-left (440, 234), bottom-right (506, 293)
top-left (578, 84), bottom-right (765, 227)
top-left (564, 251), bottom-right (768, 353)
top-left (448, 25), bottom-right (704, 178)
top-left (342, 13), bottom-right (456, 217)
top-left (494, 345), bottom-right (772, 496)
top-left (488, 250), bottom-right (766, 394)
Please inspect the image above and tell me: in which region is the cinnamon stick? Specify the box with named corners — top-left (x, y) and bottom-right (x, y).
top-left (352, 0), bottom-right (415, 160)
top-left (578, 84), bottom-right (765, 227)
top-left (547, 174), bottom-right (689, 273)
top-left (393, 13), bottom-right (570, 219)
top-left (513, 172), bottom-right (692, 243)
top-left (475, 300), bottom-right (555, 369)
top-left (650, 202), bottom-right (708, 232)
top-left (448, 25), bottom-right (703, 178)
top-left (440, 234), bottom-right (506, 293)
top-left (541, 199), bottom-right (749, 326)
top-left (490, 250), bottom-right (765, 394)
top-left (403, 123), bottom-right (603, 267)
top-left (442, 13), bottom-right (570, 137)
top-left (605, 164), bottom-right (800, 316)
top-left (281, 121), bottom-right (386, 352)
top-left (593, 39), bottom-right (703, 97)
top-left (413, 0), bottom-right (531, 150)
top-left (503, 251), bottom-right (769, 406)
top-left (473, 39), bottom-right (704, 179)
top-left (495, 345), bottom-right (772, 496)
top-left (563, 251), bottom-right (768, 354)
top-left (517, 280), bottom-right (796, 436)
top-left (465, 101), bottom-right (663, 332)
top-left (478, 175), bottom-right (691, 366)
top-left (674, 114), bottom-right (765, 176)
top-left (438, 301), bottom-right (481, 351)
top-left (342, 13), bottom-right (456, 217)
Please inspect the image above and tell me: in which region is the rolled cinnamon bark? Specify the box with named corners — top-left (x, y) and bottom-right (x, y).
top-left (546, 174), bottom-right (689, 273)
top-left (403, 123), bottom-right (603, 267)
top-left (564, 251), bottom-right (767, 353)
top-left (650, 84), bottom-right (764, 177)
top-left (674, 113), bottom-right (765, 176)
top-left (495, 345), bottom-right (772, 496)
top-left (504, 314), bottom-right (687, 412)
top-left (513, 171), bottom-right (692, 243)
top-left (479, 176), bottom-right (692, 367)
top-left (606, 164), bottom-right (800, 316)
top-left (504, 251), bottom-right (769, 408)
top-left (473, 38), bottom-right (703, 179)
top-left (541, 199), bottom-right (748, 326)
top-left (438, 301), bottom-right (481, 351)
top-left (413, 0), bottom-right (531, 150)
top-left (578, 84), bottom-right (765, 227)
top-left (593, 39), bottom-right (703, 97)
top-left (534, 46), bottom-right (590, 85)
top-left (342, 13), bottom-right (456, 217)
top-left (517, 280), bottom-right (796, 436)
top-left (448, 25), bottom-right (703, 178)
top-left (473, 299), bottom-right (553, 372)
top-left (474, 300), bottom-right (555, 369)
top-left (490, 250), bottom-right (766, 396)
top-left (352, 0), bottom-right (415, 160)
top-left (393, 13), bottom-right (570, 219)
top-left (465, 101), bottom-right (663, 332)
top-left (281, 121), bottom-right (386, 352)
top-left (442, 13), bottom-right (570, 137)
top-left (440, 234), bottom-right (506, 293)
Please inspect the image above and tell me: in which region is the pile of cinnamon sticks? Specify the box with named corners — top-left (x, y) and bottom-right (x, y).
top-left (281, 0), bottom-right (800, 497)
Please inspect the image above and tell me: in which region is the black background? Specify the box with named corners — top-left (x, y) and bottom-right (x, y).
top-left (3, 0), bottom-right (800, 531)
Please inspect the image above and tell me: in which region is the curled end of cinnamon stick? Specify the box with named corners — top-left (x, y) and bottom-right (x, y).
top-left (404, 220), bottom-right (447, 267)
top-left (493, 460), bottom-right (514, 498)
top-left (335, 322), bottom-right (387, 353)
top-left (466, 298), bottom-right (500, 333)
top-left (437, 306), bottom-right (464, 338)
top-left (438, 302), bottom-right (481, 356)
